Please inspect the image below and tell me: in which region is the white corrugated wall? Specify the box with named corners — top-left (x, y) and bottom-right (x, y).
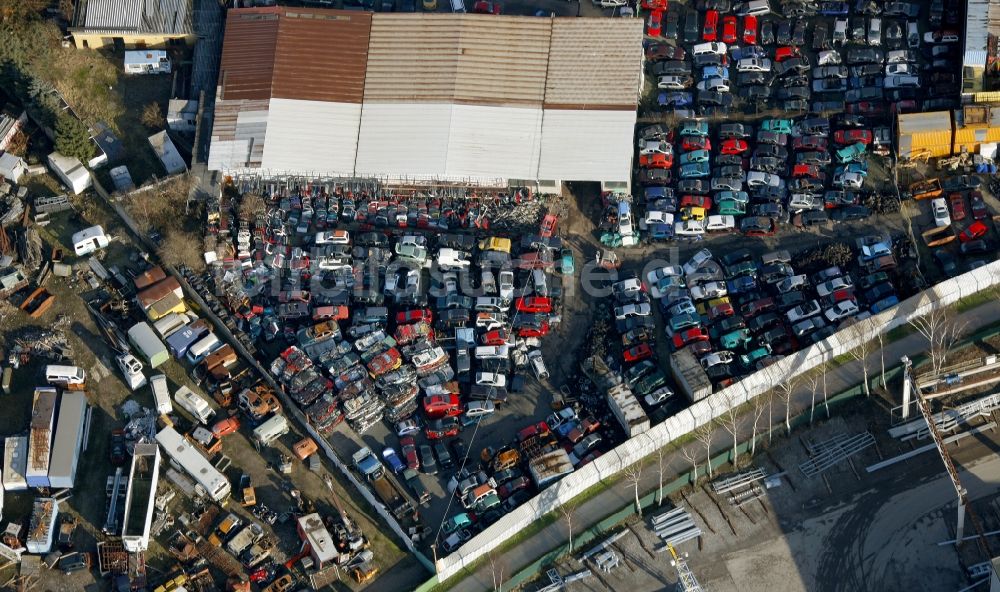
top-left (537, 109), bottom-right (635, 183)
top-left (261, 99), bottom-right (362, 176)
top-left (444, 104), bottom-right (543, 181)
top-left (354, 103), bottom-right (453, 178)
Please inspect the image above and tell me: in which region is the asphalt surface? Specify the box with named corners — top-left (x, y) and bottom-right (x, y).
top-left (444, 298), bottom-right (1000, 592)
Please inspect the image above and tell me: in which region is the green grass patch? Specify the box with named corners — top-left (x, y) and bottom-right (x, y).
top-left (885, 324), bottom-right (917, 342)
top-left (956, 287), bottom-right (1000, 314)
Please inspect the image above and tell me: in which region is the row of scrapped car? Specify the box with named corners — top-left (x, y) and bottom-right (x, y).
top-left (633, 115), bottom-right (883, 242)
top-left (621, 241), bottom-right (902, 389)
top-left (645, 0), bottom-right (962, 119)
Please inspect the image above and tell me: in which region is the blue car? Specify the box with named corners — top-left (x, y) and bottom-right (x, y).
top-left (701, 66), bottom-right (730, 81)
top-left (870, 295), bottom-right (899, 313)
top-left (834, 163), bottom-right (868, 177)
top-left (726, 275), bottom-right (757, 295)
top-left (819, 1), bottom-right (848, 15)
top-left (647, 223), bottom-right (675, 241)
top-left (680, 162), bottom-right (711, 179)
top-left (382, 447), bottom-right (406, 474)
top-left (658, 92), bottom-right (693, 108)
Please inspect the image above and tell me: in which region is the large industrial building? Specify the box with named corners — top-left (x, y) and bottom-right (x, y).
top-left (207, 7), bottom-right (643, 191)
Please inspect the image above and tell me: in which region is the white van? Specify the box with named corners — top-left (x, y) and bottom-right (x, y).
top-left (174, 386), bottom-right (215, 424)
top-left (692, 42), bottom-right (727, 56)
top-left (153, 312), bottom-right (190, 338)
top-left (531, 269), bottom-right (549, 297)
top-left (253, 414), bottom-right (289, 447)
top-left (438, 248), bottom-right (471, 272)
top-left (72, 226), bottom-right (110, 256)
top-left (474, 297), bottom-right (506, 312)
top-left (149, 374), bottom-right (172, 415)
top-left (451, 0), bottom-right (466, 11)
top-left (186, 334), bottom-right (220, 365)
top-left (45, 365), bottom-right (86, 388)
top-left (475, 345), bottom-right (509, 360)
top-left (736, 0), bottom-right (770, 16)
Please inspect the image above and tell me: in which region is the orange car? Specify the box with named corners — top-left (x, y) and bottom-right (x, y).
top-left (212, 416), bottom-right (241, 438)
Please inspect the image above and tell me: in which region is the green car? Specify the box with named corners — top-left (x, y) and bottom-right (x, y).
top-left (679, 149), bottom-right (711, 165)
top-left (669, 312), bottom-right (701, 333)
top-left (715, 190), bottom-right (749, 204)
top-left (720, 328), bottom-right (752, 349)
top-left (635, 369), bottom-right (668, 396)
top-left (836, 142), bottom-right (867, 163)
top-left (443, 513), bottom-right (473, 535)
top-left (716, 199), bottom-right (746, 215)
top-left (725, 260), bottom-right (758, 279)
top-left (760, 118), bottom-right (793, 134)
top-left (740, 346), bottom-right (771, 367)
top-left (559, 248), bottom-right (575, 275)
top-left (680, 119), bottom-right (709, 137)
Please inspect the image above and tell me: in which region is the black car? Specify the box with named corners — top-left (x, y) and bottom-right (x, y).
top-left (740, 85), bottom-right (772, 101)
top-left (434, 442), bottom-right (455, 470)
top-left (706, 363), bottom-right (737, 383)
top-left (760, 19), bottom-right (775, 45)
top-left (110, 430), bottom-right (127, 466)
top-left (683, 9), bottom-right (700, 43)
top-left (761, 324), bottom-right (795, 348)
top-left (652, 60), bottom-right (692, 76)
top-left (693, 53), bottom-right (726, 67)
top-left (637, 169), bottom-right (673, 186)
top-left (794, 210), bottom-right (830, 227)
top-left (357, 231), bottom-right (391, 247)
top-left (777, 290), bottom-right (807, 311)
top-left (677, 179), bottom-right (709, 194)
top-left (747, 312), bottom-right (781, 333)
top-left (777, 20), bottom-right (792, 45)
top-left (419, 444), bottom-right (438, 475)
top-left (639, 123), bottom-right (672, 141)
top-left (720, 248), bottom-right (754, 268)
top-left (846, 48), bottom-right (885, 64)
top-left (864, 282), bottom-right (895, 303)
top-left (749, 156), bottom-right (783, 173)
top-left (697, 0), bottom-right (731, 9)
top-left (738, 71), bottom-right (768, 86)
top-left (960, 239), bottom-right (990, 255)
top-left (883, 1), bottom-right (920, 17)
top-left (797, 151), bottom-right (831, 165)
top-left (450, 438), bottom-right (469, 468)
top-left (753, 144), bottom-right (788, 160)
top-left (784, 2), bottom-right (817, 16)
top-left (830, 205), bottom-right (870, 221)
top-left (773, 86), bottom-right (810, 100)
top-left (719, 123), bottom-right (752, 139)
top-left (716, 154), bottom-right (747, 167)
top-left (813, 22), bottom-right (830, 49)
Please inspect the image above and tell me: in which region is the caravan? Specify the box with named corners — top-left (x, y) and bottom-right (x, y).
top-left (174, 386), bottom-right (216, 424)
top-left (149, 374), bottom-right (172, 415)
top-left (44, 365), bottom-right (86, 389)
top-left (186, 334), bottom-right (220, 365)
top-left (252, 415), bottom-right (289, 447)
top-left (72, 226), bottom-right (109, 256)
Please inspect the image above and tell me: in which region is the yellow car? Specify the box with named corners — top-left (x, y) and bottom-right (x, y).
top-left (680, 206), bottom-right (706, 221)
top-left (423, 0), bottom-right (437, 9)
top-left (478, 237), bottom-right (512, 253)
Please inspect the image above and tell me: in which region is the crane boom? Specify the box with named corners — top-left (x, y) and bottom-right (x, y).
top-left (667, 543), bottom-right (705, 592)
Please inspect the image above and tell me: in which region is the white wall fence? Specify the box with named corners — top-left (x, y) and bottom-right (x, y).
top-left (436, 260), bottom-right (1000, 581)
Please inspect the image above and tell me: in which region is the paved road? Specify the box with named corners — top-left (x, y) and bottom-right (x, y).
top-left (446, 299), bottom-right (1000, 592)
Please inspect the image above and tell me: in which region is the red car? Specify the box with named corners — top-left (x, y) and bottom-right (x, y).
top-left (833, 130), bottom-right (873, 145)
top-left (480, 329), bottom-right (510, 346)
top-left (639, 153), bottom-right (672, 169)
top-left (742, 15), bottom-right (757, 44)
top-left (703, 10), bottom-right (719, 41)
top-left (680, 135), bottom-right (711, 151)
top-left (518, 421), bottom-right (551, 442)
top-left (423, 394), bottom-right (461, 418)
top-left (647, 10), bottom-right (663, 37)
top-left (720, 139), bottom-right (748, 155)
top-left (516, 296), bottom-right (552, 313)
top-left (774, 46), bottom-right (801, 62)
top-left (400, 436), bottom-right (419, 470)
top-left (640, 0), bottom-right (667, 9)
top-left (211, 416), bottom-right (241, 438)
top-left (425, 418), bottom-right (460, 440)
top-left (970, 192), bottom-right (989, 220)
top-left (624, 343), bottom-right (654, 362)
top-left (680, 195), bottom-right (712, 209)
top-left (721, 16), bottom-right (737, 44)
top-left (846, 101), bottom-right (885, 116)
top-left (497, 476), bottom-right (531, 499)
top-left (539, 214), bottom-right (557, 238)
top-left (792, 135), bottom-right (828, 151)
top-left (949, 193), bottom-right (967, 221)
top-left (707, 302), bottom-right (734, 320)
top-left (473, 0), bottom-right (501, 13)
top-left (959, 221), bottom-right (988, 243)
top-left (792, 164), bottom-right (823, 179)
top-left (397, 308), bottom-right (432, 324)
top-left (672, 327), bottom-right (709, 349)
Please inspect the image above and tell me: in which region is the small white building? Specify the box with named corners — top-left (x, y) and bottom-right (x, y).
top-left (0, 153), bottom-right (26, 184)
top-left (148, 131), bottom-right (186, 175)
top-left (72, 225), bottom-right (109, 256)
top-left (47, 151), bottom-right (91, 195)
top-left (124, 50), bottom-right (172, 75)
top-left (167, 99), bottom-right (198, 133)
top-left (297, 513), bottom-right (339, 568)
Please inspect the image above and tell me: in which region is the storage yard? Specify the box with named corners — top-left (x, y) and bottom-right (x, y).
top-left (0, 0), bottom-right (998, 590)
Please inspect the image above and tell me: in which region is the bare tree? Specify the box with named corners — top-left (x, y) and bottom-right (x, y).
top-left (774, 375), bottom-right (800, 436)
top-left (908, 306), bottom-right (967, 378)
top-left (559, 500), bottom-right (579, 553)
top-left (719, 391), bottom-right (744, 467)
top-left (488, 549), bottom-right (506, 592)
top-left (622, 462), bottom-right (644, 513)
top-left (876, 328), bottom-right (887, 392)
top-left (846, 322), bottom-right (875, 397)
top-left (820, 361), bottom-right (831, 418)
top-left (749, 393), bottom-right (769, 456)
top-left (694, 423), bottom-right (716, 479)
top-left (803, 369), bottom-right (821, 426)
top-left (655, 448), bottom-right (670, 506)
top-left (679, 443), bottom-right (700, 484)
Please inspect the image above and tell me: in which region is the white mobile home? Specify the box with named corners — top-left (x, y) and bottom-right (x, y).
top-left (3, 437), bottom-right (27, 491)
top-left (47, 151), bottom-right (91, 195)
top-left (174, 386), bottom-right (215, 424)
top-left (121, 442), bottom-right (160, 552)
top-left (72, 225), bottom-right (109, 256)
top-left (252, 414), bottom-right (289, 447)
top-left (47, 391), bottom-right (88, 489)
top-left (124, 50), bottom-right (172, 74)
top-left (155, 426), bottom-right (230, 502)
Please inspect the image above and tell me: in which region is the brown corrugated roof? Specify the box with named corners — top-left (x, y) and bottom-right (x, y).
top-left (218, 8), bottom-right (280, 101)
top-left (272, 10), bottom-right (372, 103)
top-left (544, 19), bottom-right (643, 109)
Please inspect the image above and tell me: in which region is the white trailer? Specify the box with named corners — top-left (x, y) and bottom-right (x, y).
top-left (174, 386), bottom-right (215, 424)
top-left (47, 391), bottom-right (87, 489)
top-left (26, 498), bottom-right (58, 554)
top-left (149, 374), bottom-right (172, 415)
top-left (121, 442), bottom-right (160, 552)
top-left (124, 50), bottom-right (171, 74)
top-left (155, 427), bottom-right (230, 502)
top-left (252, 414), bottom-right (289, 447)
top-left (3, 437), bottom-right (27, 491)
top-left (26, 387), bottom-right (57, 488)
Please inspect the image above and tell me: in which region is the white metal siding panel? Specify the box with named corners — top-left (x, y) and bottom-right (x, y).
top-left (355, 103), bottom-right (452, 178)
top-left (261, 99), bottom-right (361, 175)
top-left (207, 140), bottom-right (249, 171)
top-left (537, 109), bottom-right (635, 182)
top-left (446, 104), bottom-right (542, 181)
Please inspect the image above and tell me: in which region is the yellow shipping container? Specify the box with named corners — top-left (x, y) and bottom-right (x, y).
top-left (146, 293), bottom-right (188, 321)
top-left (952, 105), bottom-right (1000, 154)
top-left (897, 111), bottom-right (953, 159)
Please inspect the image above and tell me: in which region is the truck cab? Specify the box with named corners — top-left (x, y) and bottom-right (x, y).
top-left (352, 447), bottom-right (385, 481)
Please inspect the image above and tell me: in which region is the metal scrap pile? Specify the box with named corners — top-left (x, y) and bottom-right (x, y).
top-left (10, 322), bottom-right (72, 361)
top-left (17, 227), bottom-right (42, 269)
top-left (0, 193), bottom-right (24, 226)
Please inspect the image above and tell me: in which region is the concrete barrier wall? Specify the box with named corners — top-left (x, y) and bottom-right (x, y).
top-left (436, 260), bottom-right (1000, 580)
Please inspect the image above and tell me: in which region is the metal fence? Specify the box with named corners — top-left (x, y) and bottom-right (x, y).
top-left (434, 259), bottom-right (1000, 581)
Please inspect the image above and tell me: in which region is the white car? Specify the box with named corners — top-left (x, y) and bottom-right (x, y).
top-left (692, 42), bottom-right (727, 56)
top-left (465, 400), bottom-right (496, 418)
top-left (696, 77), bottom-right (730, 93)
top-left (396, 419), bottom-right (421, 436)
top-left (792, 316), bottom-right (826, 337)
top-left (818, 49), bottom-right (842, 65)
top-left (700, 350), bottom-right (735, 369)
top-left (816, 276), bottom-right (853, 297)
top-left (737, 57), bottom-right (772, 73)
top-left (705, 215), bottom-right (736, 232)
top-left (674, 220), bottom-right (705, 236)
top-left (614, 302), bottom-right (652, 320)
top-left (612, 277), bottom-right (643, 297)
top-left (683, 248), bottom-right (714, 275)
top-left (643, 211), bottom-right (674, 227)
top-left (885, 62), bottom-right (913, 76)
top-left (658, 75), bottom-right (692, 89)
top-left (825, 300), bottom-right (860, 322)
top-left (786, 300), bottom-right (822, 323)
top-left (747, 171), bottom-right (780, 187)
top-left (475, 372), bottom-right (507, 388)
top-left (776, 274), bottom-right (808, 294)
top-left (931, 198), bottom-right (951, 227)
top-left (690, 281), bottom-right (727, 301)
top-left (498, 270), bottom-right (515, 302)
top-left (639, 140), bottom-right (671, 156)
top-left (116, 353), bottom-right (146, 391)
top-left (314, 230), bottom-right (350, 245)
top-left (596, 0), bottom-right (627, 6)
top-left (646, 265), bottom-right (684, 285)
top-left (527, 349), bottom-right (549, 380)
top-left (884, 75), bottom-right (920, 89)
top-left (833, 171), bottom-right (865, 189)
top-left (789, 194), bottom-right (823, 211)
top-left (644, 387), bottom-right (674, 407)
top-left (924, 31), bottom-right (960, 43)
